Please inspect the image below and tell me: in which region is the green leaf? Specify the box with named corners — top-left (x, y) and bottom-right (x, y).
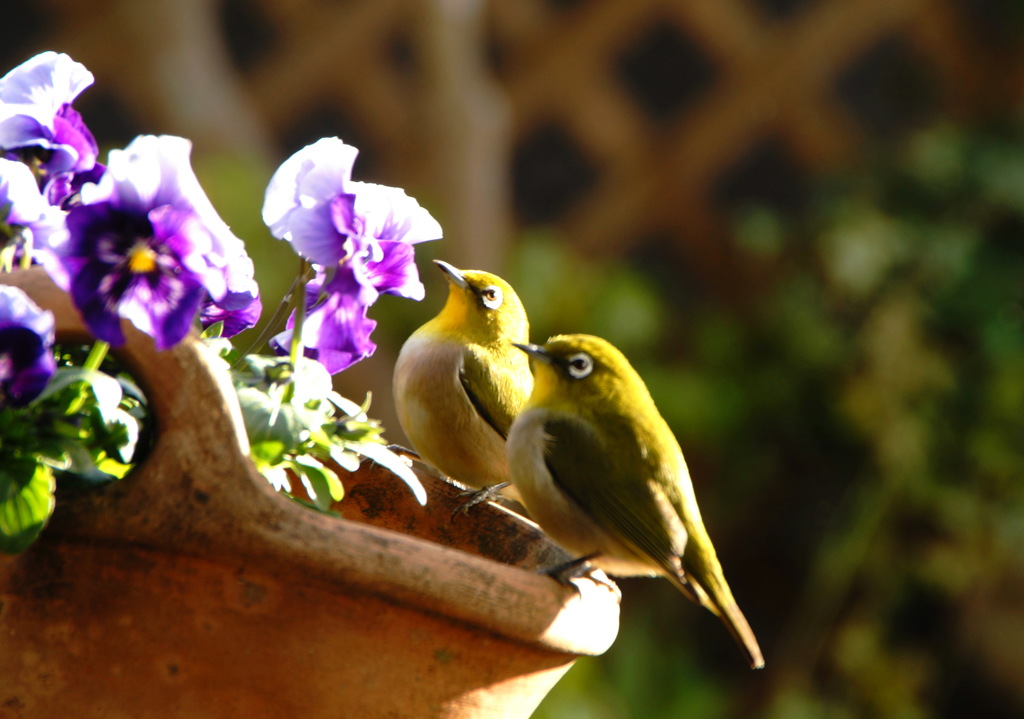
top-left (302, 479), bottom-right (333, 511)
top-left (116, 373), bottom-right (147, 406)
top-left (292, 357), bottom-right (333, 401)
top-left (251, 440), bottom-right (288, 468)
top-left (201, 320), bottom-right (225, 339)
top-left (0, 460), bottom-right (56, 554)
top-left (87, 371), bottom-right (125, 414)
top-left (38, 367), bottom-right (123, 413)
top-left (94, 455), bottom-right (133, 480)
top-left (349, 442), bottom-right (426, 506)
top-left (328, 446), bottom-right (361, 472)
top-left (287, 495), bottom-right (342, 518)
top-left (291, 457), bottom-right (343, 511)
top-left (237, 387), bottom-right (309, 452)
top-left (53, 438), bottom-right (118, 486)
top-left (328, 392), bottom-right (370, 419)
top-left (34, 368), bottom-right (88, 400)
top-left (262, 465), bottom-right (291, 492)
top-left (332, 415), bottom-right (385, 443)
top-left (205, 336), bottom-right (238, 363)
top-left (103, 407), bottom-right (142, 463)
top-left (0, 241), bottom-right (17, 273)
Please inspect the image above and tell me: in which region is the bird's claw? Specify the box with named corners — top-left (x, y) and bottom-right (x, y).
top-left (450, 482), bottom-right (509, 520)
top-left (540, 553), bottom-right (619, 597)
top-left (386, 444), bottom-right (420, 462)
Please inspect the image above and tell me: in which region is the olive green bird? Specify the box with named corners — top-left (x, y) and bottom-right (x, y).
top-left (393, 260), bottom-right (531, 501)
top-left (507, 334), bottom-right (764, 669)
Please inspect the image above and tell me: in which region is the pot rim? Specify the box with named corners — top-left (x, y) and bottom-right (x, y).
top-left (2, 267), bottom-right (620, 657)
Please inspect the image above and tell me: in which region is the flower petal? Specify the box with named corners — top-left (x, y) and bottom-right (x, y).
top-left (60, 135), bottom-right (248, 350)
top-left (0, 52), bottom-right (97, 176)
top-left (262, 137), bottom-right (359, 239)
top-left (0, 285), bottom-right (57, 408)
top-left (367, 240), bottom-right (424, 300)
top-left (282, 204), bottom-right (347, 266)
top-left (0, 51), bottom-right (94, 109)
top-left (271, 264), bottom-right (379, 374)
top-left (351, 181), bottom-right (443, 244)
top-left (89, 135), bottom-right (244, 288)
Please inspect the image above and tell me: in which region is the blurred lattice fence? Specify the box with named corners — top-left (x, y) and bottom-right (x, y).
top-left (490, 0), bottom-right (1016, 289)
top-left (6, 5), bottom-right (1024, 716)
top-left (6, 0), bottom-right (1021, 293)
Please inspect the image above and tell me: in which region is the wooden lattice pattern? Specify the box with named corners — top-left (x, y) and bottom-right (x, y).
top-left (489, 0), bottom-right (1014, 284)
top-left (11, 0), bottom-right (1023, 290)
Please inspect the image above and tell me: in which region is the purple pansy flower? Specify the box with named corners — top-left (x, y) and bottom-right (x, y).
top-left (262, 137), bottom-right (441, 373)
top-left (201, 293), bottom-right (263, 339)
top-left (43, 162), bottom-right (106, 208)
top-left (268, 264), bottom-right (379, 373)
top-left (0, 158), bottom-right (67, 264)
top-left (200, 247), bottom-right (262, 337)
top-left (0, 285), bottom-right (56, 408)
top-left (49, 134), bottom-right (257, 350)
top-left (0, 52), bottom-right (99, 204)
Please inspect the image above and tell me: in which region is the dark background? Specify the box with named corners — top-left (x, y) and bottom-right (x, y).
top-left (6, 0), bottom-right (1024, 715)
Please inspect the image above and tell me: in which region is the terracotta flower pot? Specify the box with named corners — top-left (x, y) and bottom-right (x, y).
top-left (0, 268), bottom-right (620, 718)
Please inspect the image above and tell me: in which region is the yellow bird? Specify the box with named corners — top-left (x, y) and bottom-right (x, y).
top-left (507, 334), bottom-right (764, 669)
top-left (393, 260), bottom-right (532, 501)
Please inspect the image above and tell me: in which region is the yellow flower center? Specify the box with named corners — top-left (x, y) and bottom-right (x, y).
top-left (127, 242), bottom-right (158, 274)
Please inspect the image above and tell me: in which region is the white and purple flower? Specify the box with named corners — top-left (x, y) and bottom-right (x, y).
top-left (268, 263), bottom-right (378, 373)
top-left (0, 51), bottom-right (100, 205)
top-left (199, 246), bottom-right (262, 338)
top-left (49, 134), bottom-right (260, 350)
top-left (0, 158), bottom-right (68, 264)
top-left (262, 137), bottom-right (441, 373)
top-left (0, 285), bottom-right (56, 408)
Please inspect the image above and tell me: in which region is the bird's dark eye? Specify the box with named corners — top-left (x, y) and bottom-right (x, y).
top-left (566, 352), bottom-right (593, 379)
top-left (480, 285), bottom-right (503, 310)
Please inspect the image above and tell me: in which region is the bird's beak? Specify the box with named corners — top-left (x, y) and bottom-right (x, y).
top-left (512, 342), bottom-right (553, 364)
top-left (434, 259), bottom-right (470, 291)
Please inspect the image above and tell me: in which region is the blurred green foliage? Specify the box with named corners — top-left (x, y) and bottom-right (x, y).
top-left (188, 121), bottom-right (1024, 718)
top-left (191, 151), bottom-right (296, 347)
top-left (530, 122), bottom-right (1024, 718)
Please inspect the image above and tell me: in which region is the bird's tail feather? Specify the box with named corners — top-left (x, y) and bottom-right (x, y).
top-left (666, 570), bottom-right (764, 670)
top-left (713, 593), bottom-right (764, 670)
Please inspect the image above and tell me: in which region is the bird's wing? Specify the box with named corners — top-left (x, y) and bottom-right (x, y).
top-left (458, 351), bottom-right (515, 439)
top-left (541, 415), bottom-right (688, 576)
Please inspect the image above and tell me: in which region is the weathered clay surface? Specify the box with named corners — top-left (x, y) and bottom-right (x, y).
top-left (0, 269), bottom-right (620, 719)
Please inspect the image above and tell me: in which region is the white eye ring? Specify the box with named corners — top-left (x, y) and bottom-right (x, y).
top-left (480, 285), bottom-right (503, 310)
top-left (566, 352), bottom-right (593, 379)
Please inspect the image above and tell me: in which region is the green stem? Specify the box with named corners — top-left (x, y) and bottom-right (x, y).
top-left (231, 272), bottom-right (303, 368)
top-left (282, 257), bottom-right (310, 404)
top-left (66, 341), bottom-right (111, 415)
top-left (83, 341), bottom-right (110, 372)
top-left (0, 242), bottom-right (13, 273)
top-left (18, 229), bottom-right (32, 270)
